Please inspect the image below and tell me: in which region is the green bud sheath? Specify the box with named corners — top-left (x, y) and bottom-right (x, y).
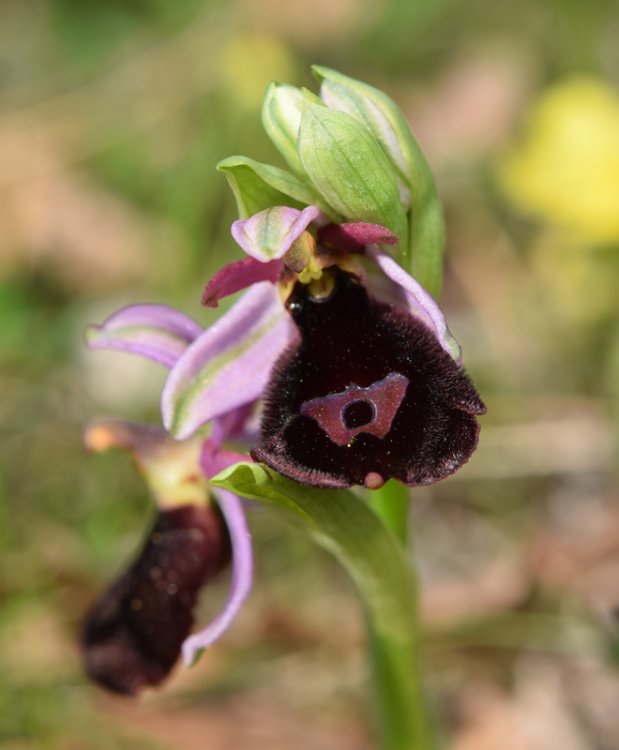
top-left (217, 155), bottom-right (319, 218)
top-left (297, 100), bottom-right (408, 247)
top-left (261, 82), bottom-right (307, 176)
top-left (312, 66), bottom-right (445, 297)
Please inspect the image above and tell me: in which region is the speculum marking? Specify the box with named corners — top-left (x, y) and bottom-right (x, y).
top-left (300, 372), bottom-right (409, 446)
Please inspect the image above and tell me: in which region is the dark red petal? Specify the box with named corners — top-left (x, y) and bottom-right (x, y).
top-left (252, 268), bottom-right (485, 488)
top-left (81, 504), bottom-right (231, 696)
top-left (317, 222), bottom-right (399, 254)
top-left (202, 257), bottom-right (282, 308)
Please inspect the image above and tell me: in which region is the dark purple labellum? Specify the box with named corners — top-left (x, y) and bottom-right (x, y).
top-left (82, 504), bottom-right (231, 696)
top-left (252, 268), bottom-right (486, 489)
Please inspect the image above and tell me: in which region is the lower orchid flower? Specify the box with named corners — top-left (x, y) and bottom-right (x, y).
top-left (80, 412), bottom-right (253, 695)
top-left (85, 280), bottom-right (291, 693)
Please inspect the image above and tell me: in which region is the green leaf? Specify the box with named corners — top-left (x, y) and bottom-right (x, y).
top-left (217, 155), bottom-right (304, 219)
top-left (312, 66), bottom-right (445, 297)
top-left (212, 461), bottom-right (414, 633)
top-left (211, 462), bottom-right (437, 750)
top-left (218, 155), bottom-right (336, 219)
top-left (297, 100), bottom-right (408, 251)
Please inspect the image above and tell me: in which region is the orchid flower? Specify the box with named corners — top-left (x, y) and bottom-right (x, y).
top-left (82, 311), bottom-right (258, 693)
top-left (184, 204), bottom-right (484, 490)
top-left (174, 63), bottom-right (485, 491)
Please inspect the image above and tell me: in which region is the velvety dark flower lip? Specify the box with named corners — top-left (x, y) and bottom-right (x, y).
top-left (251, 267), bottom-right (485, 490)
top-left (82, 503), bottom-right (231, 696)
top-left (81, 417), bottom-right (254, 692)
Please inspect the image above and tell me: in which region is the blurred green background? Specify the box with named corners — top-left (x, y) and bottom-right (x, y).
top-left (2, 0), bottom-right (619, 748)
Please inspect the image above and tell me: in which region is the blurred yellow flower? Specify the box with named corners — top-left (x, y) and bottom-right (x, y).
top-left (498, 77), bottom-right (619, 244)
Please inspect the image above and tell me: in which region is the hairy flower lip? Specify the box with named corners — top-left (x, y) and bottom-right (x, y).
top-left (254, 268), bottom-right (484, 489)
top-left (81, 503), bottom-right (232, 696)
top-left (81, 420), bottom-right (255, 692)
top-left (81, 408), bottom-right (256, 691)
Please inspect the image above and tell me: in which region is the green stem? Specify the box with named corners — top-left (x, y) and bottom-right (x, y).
top-left (370, 628), bottom-right (436, 750)
top-left (369, 482), bottom-right (437, 750)
top-left (369, 479), bottom-right (410, 544)
top-left (212, 463), bottom-right (438, 750)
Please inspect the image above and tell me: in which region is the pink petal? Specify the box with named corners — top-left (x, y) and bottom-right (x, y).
top-left (181, 489), bottom-right (253, 665)
top-left (85, 304), bottom-right (203, 368)
top-left (367, 247), bottom-right (462, 362)
top-left (231, 205), bottom-right (320, 261)
top-left (162, 282), bottom-right (295, 439)
top-left (202, 257), bottom-right (283, 308)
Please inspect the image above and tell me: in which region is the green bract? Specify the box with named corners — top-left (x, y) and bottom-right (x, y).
top-left (217, 156), bottom-right (319, 218)
top-left (312, 66), bottom-right (445, 297)
top-left (261, 82), bottom-right (307, 176)
top-left (210, 462), bottom-right (436, 750)
top-left (298, 98), bottom-right (408, 244)
top-left (223, 66), bottom-right (446, 299)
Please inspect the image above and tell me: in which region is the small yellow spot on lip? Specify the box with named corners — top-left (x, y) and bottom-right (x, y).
top-left (130, 598), bottom-right (143, 611)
